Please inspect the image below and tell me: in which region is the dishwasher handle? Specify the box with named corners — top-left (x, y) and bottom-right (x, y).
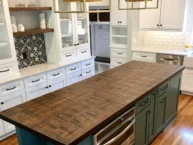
top-left (103, 119), bottom-right (135, 145)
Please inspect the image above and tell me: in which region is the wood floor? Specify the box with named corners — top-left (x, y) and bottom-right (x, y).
top-left (0, 94), bottom-right (193, 145)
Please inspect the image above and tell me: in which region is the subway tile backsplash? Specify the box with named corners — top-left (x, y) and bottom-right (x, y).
top-left (143, 31), bottom-right (185, 50)
top-left (14, 34), bottom-right (47, 69)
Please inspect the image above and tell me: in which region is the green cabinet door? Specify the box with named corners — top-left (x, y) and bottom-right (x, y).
top-left (135, 105), bottom-right (151, 145)
top-left (165, 74), bottom-right (181, 127)
top-left (155, 93), bottom-right (167, 135)
top-left (148, 90), bottom-right (158, 143)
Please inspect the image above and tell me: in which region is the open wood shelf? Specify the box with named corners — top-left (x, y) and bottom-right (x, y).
top-left (9, 7), bottom-right (52, 11)
top-left (13, 28), bottom-right (54, 36)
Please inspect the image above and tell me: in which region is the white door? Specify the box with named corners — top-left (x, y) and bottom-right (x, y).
top-left (111, 0), bottom-right (128, 25)
top-left (139, 0), bottom-right (161, 29)
top-left (0, 90), bottom-right (26, 134)
top-left (26, 82), bottom-right (48, 101)
top-left (0, 119), bottom-right (5, 136)
top-left (160, 0), bottom-right (185, 30)
top-left (66, 71), bottom-right (81, 86)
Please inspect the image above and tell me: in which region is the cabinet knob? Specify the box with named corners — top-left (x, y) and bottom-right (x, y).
top-left (77, 43), bottom-right (79, 45)
top-left (80, 74), bottom-right (82, 76)
top-left (46, 86), bottom-right (49, 89)
top-left (74, 44), bottom-right (77, 46)
top-left (157, 24), bottom-right (159, 27)
top-left (1, 102), bottom-right (4, 105)
top-left (120, 21), bottom-right (122, 23)
top-left (160, 24), bottom-right (163, 27)
top-left (49, 85), bottom-right (51, 88)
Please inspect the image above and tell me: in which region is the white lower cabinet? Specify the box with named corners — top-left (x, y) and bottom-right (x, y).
top-left (0, 119), bottom-right (5, 137)
top-left (132, 52), bottom-right (157, 62)
top-left (66, 71), bottom-right (81, 86)
top-left (26, 82), bottom-right (48, 101)
top-left (181, 69), bottom-right (193, 93)
top-left (81, 67), bottom-right (95, 80)
top-left (0, 90), bottom-right (26, 134)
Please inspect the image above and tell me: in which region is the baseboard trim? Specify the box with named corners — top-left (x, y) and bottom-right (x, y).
top-left (0, 131), bottom-right (16, 141)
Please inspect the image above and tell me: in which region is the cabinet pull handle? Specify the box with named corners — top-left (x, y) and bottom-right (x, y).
top-left (6, 86), bottom-right (16, 91)
top-left (66, 54), bottom-right (72, 57)
top-left (161, 84), bottom-right (168, 91)
top-left (32, 79), bottom-right (40, 83)
top-left (86, 71), bottom-right (91, 74)
top-left (0, 69), bottom-right (9, 73)
top-left (160, 97), bottom-right (167, 103)
top-left (1, 102), bottom-right (4, 105)
top-left (141, 55), bottom-right (147, 58)
top-left (85, 63), bottom-right (91, 66)
top-left (139, 98), bottom-right (148, 106)
top-left (117, 52), bottom-right (123, 55)
top-left (53, 73), bottom-right (60, 76)
top-left (81, 51), bottom-right (87, 53)
top-left (70, 68), bottom-right (77, 71)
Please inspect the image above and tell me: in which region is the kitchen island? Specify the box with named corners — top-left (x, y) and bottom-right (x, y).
top-left (0, 61), bottom-right (184, 145)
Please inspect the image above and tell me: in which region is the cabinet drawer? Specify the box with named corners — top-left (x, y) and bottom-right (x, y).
top-left (136, 95), bottom-right (150, 114)
top-left (111, 58), bottom-right (127, 66)
top-left (47, 68), bottom-right (65, 82)
top-left (61, 49), bottom-right (76, 63)
top-left (158, 82), bottom-right (169, 97)
top-left (0, 62), bottom-right (18, 80)
top-left (82, 67), bottom-right (95, 80)
top-left (66, 63), bottom-right (81, 75)
top-left (24, 73), bottom-right (47, 89)
top-left (0, 80), bottom-right (24, 96)
top-left (81, 59), bottom-right (94, 70)
top-left (132, 52), bottom-right (156, 62)
top-left (26, 82), bottom-right (48, 101)
top-left (77, 47), bottom-right (90, 58)
top-left (111, 48), bottom-right (127, 59)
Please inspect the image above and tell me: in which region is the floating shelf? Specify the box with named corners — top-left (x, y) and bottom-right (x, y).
top-left (112, 35), bottom-right (127, 38)
top-left (110, 44), bottom-right (127, 48)
top-left (0, 42), bottom-right (8, 48)
top-left (13, 28), bottom-right (54, 36)
top-left (9, 7), bottom-right (52, 11)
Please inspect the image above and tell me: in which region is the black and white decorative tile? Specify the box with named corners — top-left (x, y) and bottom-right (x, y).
top-left (14, 34), bottom-right (47, 69)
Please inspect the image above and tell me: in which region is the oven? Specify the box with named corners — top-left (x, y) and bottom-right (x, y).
top-left (93, 107), bottom-right (135, 145)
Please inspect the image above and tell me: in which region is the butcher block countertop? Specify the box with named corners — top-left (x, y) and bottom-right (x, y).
top-left (0, 61), bottom-right (184, 145)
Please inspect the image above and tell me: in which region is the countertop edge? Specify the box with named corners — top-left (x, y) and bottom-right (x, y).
top-left (0, 64), bottom-right (185, 145)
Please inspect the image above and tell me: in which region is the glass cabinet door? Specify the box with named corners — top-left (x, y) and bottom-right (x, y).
top-left (74, 2), bottom-right (89, 46)
top-left (0, 0), bottom-right (13, 63)
top-left (58, 0), bottom-right (76, 50)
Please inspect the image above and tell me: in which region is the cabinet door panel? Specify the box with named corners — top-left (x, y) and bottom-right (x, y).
top-left (135, 106), bottom-right (150, 145)
top-left (48, 80), bottom-right (65, 93)
top-left (165, 74), bottom-right (181, 124)
top-left (161, 0), bottom-right (185, 30)
top-left (0, 119), bottom-right (5, 137)
top-left (66, 71), bottom-right (81, 86)
top-left (139, 0), bottom-right (161, 29)
top-left (155, 94), bottom-right (167, 134)
top-left (0, 91), bottom-right (26, 134)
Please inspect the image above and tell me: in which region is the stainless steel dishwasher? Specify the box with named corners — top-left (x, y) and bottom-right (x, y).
top-left (157, 54), bottom-right (184, 65)
top-left (93, 107), bottom-right (135, 145)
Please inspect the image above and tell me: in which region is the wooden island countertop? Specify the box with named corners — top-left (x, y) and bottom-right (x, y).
top-left (0, 61), bottom-right (184, 145)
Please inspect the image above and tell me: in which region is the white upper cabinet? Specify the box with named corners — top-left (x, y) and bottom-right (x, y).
top-left (111, 0), bottom-right (128, 25)
top-left (0, 0), bottom-right (17, 65)
top-left (139, 0), bottom-right (161, 29)
top-left (160, 0), bottom-right (185, 30)
top-left (139, 0), bottom-right (185, 30)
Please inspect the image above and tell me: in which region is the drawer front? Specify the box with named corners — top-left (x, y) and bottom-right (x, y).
top-left (0, 62), bottom-right (18, 80)
top-left (77, 47), bottom-right (90, 58)
top-left (136, 95), bottom-right (150, 114)
top-left (61, 49), bottom-right (76, 63)
top-left (0, 80), bottom-right (24, 96)
top-left (47, 68), bottom-right (65, 82)
top-left (81, 59), bottom-right (94, 70)
top-left (24, 73), bottom-right (47, 89)
top-left (82, 67), bottom-right (95, 80)
top-left (132, 52), bottom-right (156, 62)
top-left (158, 82), bottom-right (169, 97)
top-left (26, 82), bottom-right (48, 101)
top-left (66, 63), bottom-right (81, 75)
top-left (111, 58), bottom-right (127, 66)
top-left (111, 48), bottom-right (127, 59)
top-left (66, 71), bottom-right (81, 86)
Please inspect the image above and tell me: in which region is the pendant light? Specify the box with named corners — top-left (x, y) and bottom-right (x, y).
top-left (53, 0), bottom-right (111, 13)
top-left (118, 0), bottom-right (159, 10)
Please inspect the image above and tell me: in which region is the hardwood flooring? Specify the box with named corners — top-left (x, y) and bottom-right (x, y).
top-left (0, 94), bottom-right (193, 145)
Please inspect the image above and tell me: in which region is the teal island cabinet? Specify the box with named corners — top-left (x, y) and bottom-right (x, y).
top-left (0, 61), bottom-right (184, 145)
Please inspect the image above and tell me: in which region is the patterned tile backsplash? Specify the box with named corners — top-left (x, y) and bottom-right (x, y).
top-left (14, 34), bottom-right (47, 69)
top-left (143, 31), bottom-right (185, 50)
